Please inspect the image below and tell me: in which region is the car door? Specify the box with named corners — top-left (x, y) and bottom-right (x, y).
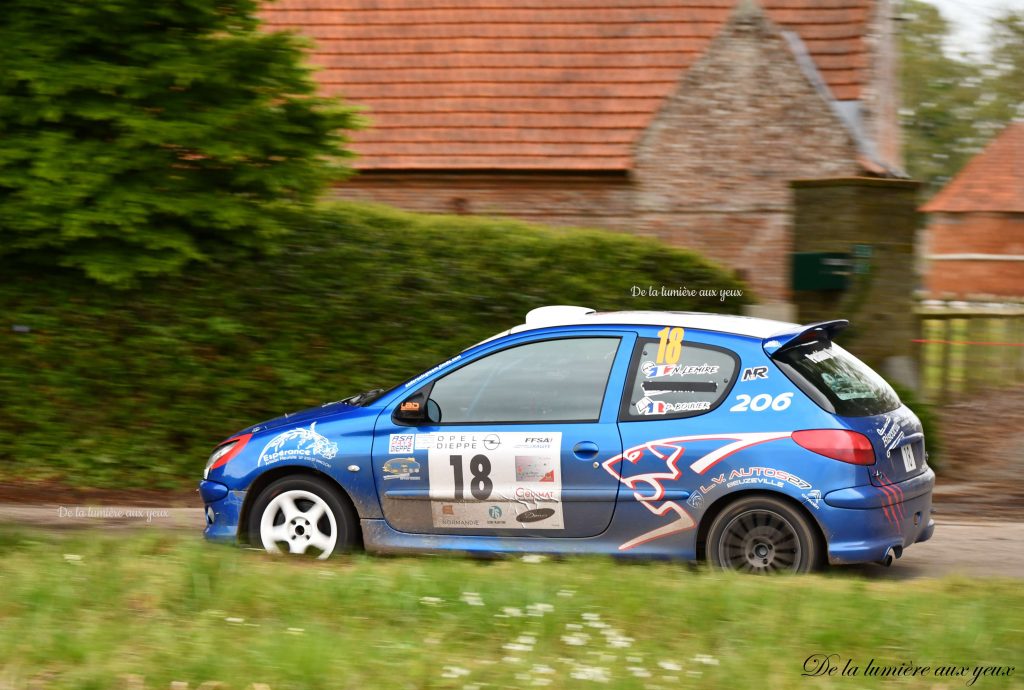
top-left (372, 332), bottom-right (633, 538)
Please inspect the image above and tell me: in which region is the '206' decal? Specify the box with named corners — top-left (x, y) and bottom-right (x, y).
top-left (729, 392), bottom-right (793, 413)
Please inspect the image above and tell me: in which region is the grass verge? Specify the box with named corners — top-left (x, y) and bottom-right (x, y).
top-left (0, 529), bottom-right (1021, 689)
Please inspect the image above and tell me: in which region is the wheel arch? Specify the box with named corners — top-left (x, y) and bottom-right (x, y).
top-left (694, 489), bottom-right (827, 562)
top-left (238, 465), bottom-right (360, 546)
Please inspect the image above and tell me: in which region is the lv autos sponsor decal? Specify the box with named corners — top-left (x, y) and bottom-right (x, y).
top-left (602, 433), bottom-right (792, 551)
top-left (690, 466), bottom-right (818, 510)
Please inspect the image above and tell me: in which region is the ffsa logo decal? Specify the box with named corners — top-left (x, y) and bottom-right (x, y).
top-left (601, 432), bottom-right (792, 551)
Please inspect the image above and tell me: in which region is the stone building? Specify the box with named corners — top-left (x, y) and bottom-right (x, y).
top-left (262, 0), bottom-right (904, 302)
top-left (921, 121), bottom-right (1024, 299)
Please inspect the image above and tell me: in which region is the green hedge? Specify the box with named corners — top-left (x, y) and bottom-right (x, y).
top-left (0, 203), bottom-right (749, 487)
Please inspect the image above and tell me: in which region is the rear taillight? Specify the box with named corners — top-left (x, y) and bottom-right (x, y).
top-left (792, 429), bottom-right (875, 465)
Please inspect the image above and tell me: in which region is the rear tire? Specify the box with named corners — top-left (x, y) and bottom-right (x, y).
top-left (248, 475), bottom-right (358, 559)
top-left (706, 495), bottom-right (820, 574)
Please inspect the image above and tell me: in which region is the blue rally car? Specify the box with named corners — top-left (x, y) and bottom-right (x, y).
top-left (200, 306), bottom-right (935, 573)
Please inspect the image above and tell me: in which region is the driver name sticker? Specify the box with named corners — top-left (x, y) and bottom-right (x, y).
top-left (422, 432), bottom-right (564, 529)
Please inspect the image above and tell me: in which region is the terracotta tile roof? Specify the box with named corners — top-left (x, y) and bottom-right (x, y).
top-left (262, 0), bottom-right (872, 170)
top-left (921, 122), bottom-right (1024, 213)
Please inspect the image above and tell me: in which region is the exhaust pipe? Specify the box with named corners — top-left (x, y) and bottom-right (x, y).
top-left (877, 546), bottom-right (903, 567)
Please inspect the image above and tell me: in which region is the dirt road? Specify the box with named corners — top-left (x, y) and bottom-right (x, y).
top-left (1, 503), bottom-right (1020, 579)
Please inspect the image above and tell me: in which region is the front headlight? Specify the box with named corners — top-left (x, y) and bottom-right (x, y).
top-left (203, 433), bottom-right (253, 480)
top-left (204, 442), bottom-right (238, 479)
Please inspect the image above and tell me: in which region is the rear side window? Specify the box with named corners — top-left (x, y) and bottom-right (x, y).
top-left (773, 341), bottom-right (900, 417)
top-left (620, 338), bottom-right (739, 420)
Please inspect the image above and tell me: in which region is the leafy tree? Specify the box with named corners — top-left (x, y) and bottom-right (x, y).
top-left (976, 10), bottom-right (1024, 135)
top-left (900, 2), bottom-right (1023, 193)
top-left (899, 0), bottom-right (984, 191)
top-left (0, 0), bottom-right (358, 286)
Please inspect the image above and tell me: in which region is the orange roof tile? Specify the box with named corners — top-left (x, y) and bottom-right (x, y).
top-left (262, 0), bottom-right (872, 170)
top-left (921, 122), bottom-right (1024, 213)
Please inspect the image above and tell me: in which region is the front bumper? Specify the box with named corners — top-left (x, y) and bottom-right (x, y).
top-left (820, 467), bottom-right (936, 565)
top-left (199, 480), bottom-right (245, 542)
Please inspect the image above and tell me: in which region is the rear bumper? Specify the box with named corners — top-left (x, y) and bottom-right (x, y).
top-left (820, 467), bottom-right (936, 565)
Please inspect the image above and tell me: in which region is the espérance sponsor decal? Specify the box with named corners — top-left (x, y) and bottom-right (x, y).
top-left (258, 422), bottom-right (338, 467)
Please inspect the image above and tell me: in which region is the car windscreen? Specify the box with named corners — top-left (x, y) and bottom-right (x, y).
top-left (772, 340), bottom-right (901, 417)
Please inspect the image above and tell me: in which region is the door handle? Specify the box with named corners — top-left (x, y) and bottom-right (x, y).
top-left (572, 441), bottom-right (600, 459)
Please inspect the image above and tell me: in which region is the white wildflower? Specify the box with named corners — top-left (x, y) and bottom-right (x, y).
top-left (526, 603), bottom-right (554, 616)
top-left (569, 666), bottom-right (611, 683)
top-left (440, 666), bottom-right (471, 679)
top-left (503, 643), bottom-right (533, 652)
top-left (460, 591), bottom-right (485, 606)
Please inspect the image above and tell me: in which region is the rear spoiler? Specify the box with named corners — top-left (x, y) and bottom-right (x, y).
top-left (762, 320), bottom-right (849, 356)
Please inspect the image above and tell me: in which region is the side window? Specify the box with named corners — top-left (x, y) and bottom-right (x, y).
top-left (428, 338), bottom-right (620, 424)
top-left (621, 335), bottom-right (738, 420)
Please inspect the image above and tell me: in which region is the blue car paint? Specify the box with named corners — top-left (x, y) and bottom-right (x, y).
top-left (201, 321), bottom-right (935, 564)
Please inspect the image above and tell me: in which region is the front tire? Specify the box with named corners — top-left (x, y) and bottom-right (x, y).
top-left (706, 495), bottom-right (820, 574)
top-left (248, 476), bottom-right (358, 559)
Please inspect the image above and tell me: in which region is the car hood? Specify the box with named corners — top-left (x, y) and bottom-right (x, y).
top-left (239, 400), bottom-right (359, 435)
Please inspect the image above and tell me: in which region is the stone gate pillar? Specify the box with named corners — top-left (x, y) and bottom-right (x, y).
top-left (790, 177), bottom-right (922, 389)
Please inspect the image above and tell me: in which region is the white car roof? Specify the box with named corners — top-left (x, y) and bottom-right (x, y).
top-left (511, 305), bottom-right (799, 339)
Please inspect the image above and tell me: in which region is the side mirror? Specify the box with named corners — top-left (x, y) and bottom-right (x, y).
top-left (394, 393), bottom-right (442, 425)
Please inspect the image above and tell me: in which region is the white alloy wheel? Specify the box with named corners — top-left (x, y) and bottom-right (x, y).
top-left (259, 489), bottom-right (338, 559)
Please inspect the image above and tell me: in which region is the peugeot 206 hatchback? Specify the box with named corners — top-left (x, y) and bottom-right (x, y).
top-left (199, 306), bottom-right (935, 573)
